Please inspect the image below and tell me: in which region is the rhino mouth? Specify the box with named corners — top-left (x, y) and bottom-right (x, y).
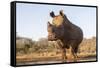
top-left (48, 37), bottom-right (58, 41)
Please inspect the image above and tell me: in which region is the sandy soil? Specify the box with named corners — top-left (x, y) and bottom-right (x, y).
top-left (16, 52), bottom-right (96, 65)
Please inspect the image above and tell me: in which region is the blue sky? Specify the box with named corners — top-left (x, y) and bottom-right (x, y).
top-left (16, 3), bottom-right (96, 41)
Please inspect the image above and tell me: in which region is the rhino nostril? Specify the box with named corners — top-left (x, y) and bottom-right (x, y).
top-left (54, 35), bottom-right (57, 38)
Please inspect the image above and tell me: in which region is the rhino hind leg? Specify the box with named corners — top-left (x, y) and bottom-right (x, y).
top-left (71, 45), bottom-right (78, 62)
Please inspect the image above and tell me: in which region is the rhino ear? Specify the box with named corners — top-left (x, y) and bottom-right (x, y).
top-left (60, 10), bottom-right (64, 16)
top-left (50, 11), bottom-right (55, 18)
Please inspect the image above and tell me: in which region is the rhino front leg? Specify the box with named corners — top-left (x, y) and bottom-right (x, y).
top-left (61, 48), bottom-right (67, 62)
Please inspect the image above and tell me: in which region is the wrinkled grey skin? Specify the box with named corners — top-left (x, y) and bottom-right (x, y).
top-left (47, 10), bottom-right (83, 62)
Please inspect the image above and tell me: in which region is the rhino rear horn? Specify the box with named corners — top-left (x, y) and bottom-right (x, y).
top-left (47, 21), bottom-right (52, 26)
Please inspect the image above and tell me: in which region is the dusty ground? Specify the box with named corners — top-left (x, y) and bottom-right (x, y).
top-left (16, 52), bottom-right (96, 65)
